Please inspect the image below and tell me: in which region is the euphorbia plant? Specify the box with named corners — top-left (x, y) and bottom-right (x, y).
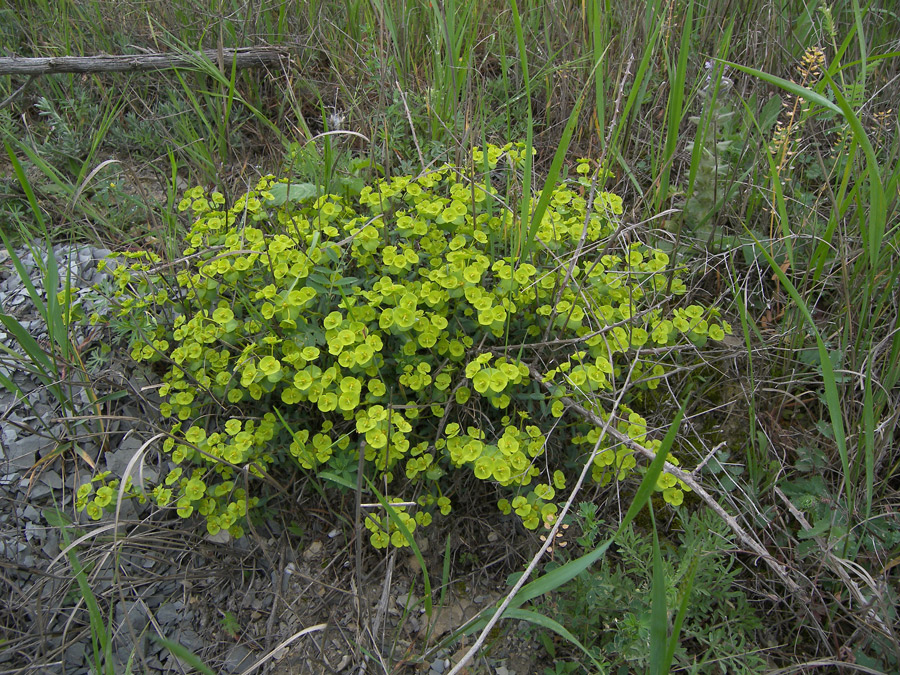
top-left (79, 143), bottom-right (731, 546)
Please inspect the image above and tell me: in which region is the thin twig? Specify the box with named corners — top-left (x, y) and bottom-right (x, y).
top-left (536, 369), bottom-right (809, 600)
top-left (542, 53), bottom-right (634, 342)
top-left (0, 75), bottom-right (35, 108)
top-left (396, 81), bottom-right (425, 172)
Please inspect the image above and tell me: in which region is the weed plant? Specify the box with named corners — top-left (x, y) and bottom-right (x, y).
top-left (537, 507), bottom-right (766, 674)
top-left (1, 0), bottom-right (899, 671)
top-left (79, 145), bottom-right (727, 546)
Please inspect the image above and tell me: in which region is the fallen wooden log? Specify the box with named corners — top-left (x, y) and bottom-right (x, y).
top-left (0, 47), bottom-right (288, 76)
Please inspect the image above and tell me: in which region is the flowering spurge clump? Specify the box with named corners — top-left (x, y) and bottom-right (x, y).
top-left (80, 142), bottom-right (731, 546)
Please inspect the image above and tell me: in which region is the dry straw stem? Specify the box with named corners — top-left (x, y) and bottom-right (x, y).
top-left (775, 487), bottom-right (893, 638)
top-left (533, 367), bottom-right (809, 601)
top-left (446, 353), bottom-right (641, 675)
top-left (542, 52), bottom-right (634, 343)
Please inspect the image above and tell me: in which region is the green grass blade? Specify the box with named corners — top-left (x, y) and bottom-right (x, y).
top-left (722, 61), bottom-right (840, 114)
top-left (502, 608), bottom-right (604, 672)
top-left (522, 94), bottom-right (584, 261)
top-left (59, 526), bottom-right (111, 673)
top-left (685, 20), bottom-right (733, 201)
top-left (588, 0), bottom-right (608, 136)
top-left (363, 477), bottom-right (432, 617)
top-left (5, 141), bottom-right (45, 231)
top-left (620, 399), bottom-right (687, 529)
top-left (664, 556), bottom-right (698, 671)
top-left (0, 225), bottom-right (49, 327)
top-left (824, 71), bottom-right (886, 270)
top-left (655, 0), bottom-right (693, 212)
top-left (750, 236), bottom-right (851, 512)
top-left (151, 636), bottom-right (216, 675)
top-left (862, 353), bottom-right (874, 519)
top-left (509, 0), bottom-right (533, 257)
top-left (649, 505), bottom-right (666, 675)
top-left (41, 237), bottom-right (74, 363)
top-left (440, 533), bottom-right (452, 608)
top-left (0, 313), bottom-right (57, 379)
top-left (0, 370), bottom-right (29, 405)
top-left (505, 399), bottom-right (688, 610)
top-left (724, 59), bottom-right (884, 271)
top-left (607, 0), bottom-right (666, 181)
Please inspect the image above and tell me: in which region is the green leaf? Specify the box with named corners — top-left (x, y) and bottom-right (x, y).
top-left (265, 182), bottom-right (318, 206)
top-left (649, 506), bottom-right (666, 675)
top-left (502, 608), bottom-right (604, 672)
top-left (43, 507), bottom-right (73, 528)
top-left (501, 399), bottom-right (689, 613)
top-left (151, 636), bottom-right (216, 675)
top-left (318, 470), bottom-right (356, 490)
top-left (797, 518), bottom-right (832, 540)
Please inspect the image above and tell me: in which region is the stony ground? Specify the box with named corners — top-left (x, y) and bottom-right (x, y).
top-left (0, 245), bottom-right (542, 674)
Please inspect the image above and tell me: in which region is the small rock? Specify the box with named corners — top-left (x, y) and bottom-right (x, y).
top-left (223, 644), bottom-right (253, 673)
top-left (156, 601), bottom-right (184, 625)
top-left (116, 600), bottom-right (149, 634)
top-left (175, 627), bottom-right (205, 654)
top-left (64, 641), bottom-right (86, 669)
top-left (27, 482), bottom-right (52, 500)
top-left (1, 423), bottom-right (18, 445)
top-left (206, 528), bottom-right (232, 544)
top-left (302, 540), bottom-right (323, 559)
top-left (4, 434), bottom-right (53, 471)
top-left (39, 471), bottom-right (62, 490)
top-left (24, 521), bottom-right (42, 542)
top-left (21, 504), bottom-right (40, 523)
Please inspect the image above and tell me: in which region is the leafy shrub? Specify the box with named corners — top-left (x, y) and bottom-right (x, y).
top-left (78, 143), bottom-right (731, 545)
top-left (537, 507), bottom-right (766, 674)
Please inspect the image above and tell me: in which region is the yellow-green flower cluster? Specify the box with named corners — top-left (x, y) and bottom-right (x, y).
top-left (76, 472), bottom-right (143, 521)
top-left (91, 143), bottom-right (729, 545)
top-left (364, 499), bottom-right (419, 548)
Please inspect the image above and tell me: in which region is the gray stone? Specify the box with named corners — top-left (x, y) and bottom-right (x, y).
top-left (176, 627), bottom-right (205, 654)
top-left (0, 422), bottom-right (17, 446)
top-left (24, 520), bottom-right (43, 543)
top-left (4, 433), bottom-right (53, 471)
top-left (41, 532), bottom-right (60, 558)
top-left (205, 528), bottom-right (232, 544)
top-left (28, 482), bottom-right (52, 500)
top-left (116, 600), bottom-right (150, 634)
top-left (64, 640), bottom-right (86, 668)
top-left (223, 644), bottom-right (254, 673)
top-left (21, 503), bottom-right (40, 523)
top-left (40, 471), bottom-right (62, 490)
top-left (155, 601), bottom-right (184, 626)
top-left (105, 434), bottom-right (150, 475)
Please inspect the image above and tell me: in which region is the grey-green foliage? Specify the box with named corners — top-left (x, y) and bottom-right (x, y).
top-left (682, 64), bottom-right (745, 232)
top-left (541, 506), bottom-right (766, 674)
top-left (33, 93), bottom-right (101, 174)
